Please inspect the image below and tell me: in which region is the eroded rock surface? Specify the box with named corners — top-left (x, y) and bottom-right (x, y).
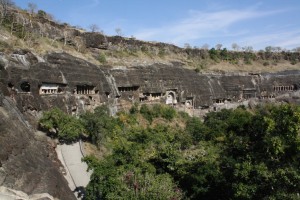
top-left (2, 51), bottom-right (300, 112)
top-left (0, 186), bottom-right (57, 200)
top-left (0, 93), bottom-right (75, 200)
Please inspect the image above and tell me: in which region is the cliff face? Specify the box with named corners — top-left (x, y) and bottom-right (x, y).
top-left (110, 65), bottom-right (300, 108)
top-left (0, 93), bottom-right (76, 200)
top-left (1, 51), bottom-right (300, 111)
top-left (1, 51), bottom-right (117, 114)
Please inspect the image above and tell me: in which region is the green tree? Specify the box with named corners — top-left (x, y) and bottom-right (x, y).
top-left (83, 124), bottom-right (184, 199)
top-left (140, 104), bottom-right (153, 123)
top-left (209, 48), bottom-right (219, 61)
top-left (84, 155), bottom-right (181, 200)
top-left (220, 48), bottom-right (229, 61)
top-left (186, 117), bottom-right (209, 142)
top-left (39, 107), bottom-right (84, 142)
top-left (218, 105), bottom-right (300, 199)
top-left (58, 115), bottom-right (85, 142)
top-left (175, 141), bottom-right (223, 199)
top-left (81, 104), bottom-right (300, 199)
top-left (81, 105), bottom-right (119, 146)
top-left (161, 106), bottom-right (176, 121)
top-left (37, 10), bottom-right (47, 18)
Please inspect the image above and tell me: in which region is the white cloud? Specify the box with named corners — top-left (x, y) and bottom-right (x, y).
top-left (238, 30), bottom-right (300, 50)
top-left (134, 7), bottom-right (287, 46)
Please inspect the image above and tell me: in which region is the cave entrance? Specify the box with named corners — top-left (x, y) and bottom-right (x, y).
top-left (105, 92), bottom-right (110, 98)
top-left (76, 85), bottom-right (96, 95)
top-left (8, 82), bottom-right (14, 88)
top-left (20, 82), bottom-right (30, 92)
top-left (39, 83), bottom-right (66, 95)
top-left (185, 97), bottom-right (194, 109)
top-left (293, 84), bottom-right (298, 90)
top-left (118, 86), bottom-right (140, 92)
top-left (166, 91), bottom-right (177, 105)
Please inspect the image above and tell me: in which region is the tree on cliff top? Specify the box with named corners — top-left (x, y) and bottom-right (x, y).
top-left (89, 24), bottom-right (99, 33)
top-left (27, 2), bottom-right (37, 14)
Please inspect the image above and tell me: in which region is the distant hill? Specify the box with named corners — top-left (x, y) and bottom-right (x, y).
top-left (0, 3), bottom-right (299, 72)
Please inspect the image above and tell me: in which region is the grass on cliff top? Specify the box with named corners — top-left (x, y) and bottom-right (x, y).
top-left (206, 59), bottom-right (300, 73)
top-left (0, 28), bottom-right (100, 65)
top-left (1, 26), bottom-right (299, 73)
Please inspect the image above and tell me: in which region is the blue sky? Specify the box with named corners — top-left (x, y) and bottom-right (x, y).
top-left (14, 0), bottom-right (300, 50)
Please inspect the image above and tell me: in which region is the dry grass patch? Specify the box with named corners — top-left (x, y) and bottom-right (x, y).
top-left (83, 142), bottom-right (109, 159)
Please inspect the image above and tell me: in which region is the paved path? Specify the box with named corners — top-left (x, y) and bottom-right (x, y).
top-left (56, 142), bottom-right (92, 194)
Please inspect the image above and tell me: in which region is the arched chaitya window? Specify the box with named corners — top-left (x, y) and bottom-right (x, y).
top-left (20, 82), bottom-right (30, 92)
top-left (166, 91), bottom-right (176, 105)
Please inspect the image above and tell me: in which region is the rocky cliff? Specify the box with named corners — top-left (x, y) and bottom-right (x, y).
top-left (1, 50), bottom-right (300, 111)
top-left (0, 93), bottom-right (76, 200)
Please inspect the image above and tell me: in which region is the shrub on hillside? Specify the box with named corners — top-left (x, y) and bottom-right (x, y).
top-left (161, 106), bottom-right (176, 121)
top-left (140, 104), bottom-right (177, 123)
top-left (98, 52), bottom-right (107, 64)
top-left (140, 104), bottom-right (153, 123)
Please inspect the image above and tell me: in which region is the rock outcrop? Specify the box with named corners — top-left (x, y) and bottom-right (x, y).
top-left (0, 186), bottom-right (57, 200)
top-left (0, 93), bottom-right (76, 200)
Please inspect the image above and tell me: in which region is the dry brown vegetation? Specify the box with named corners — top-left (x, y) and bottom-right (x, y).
top-left (1, 5), bottom-right (299, 73)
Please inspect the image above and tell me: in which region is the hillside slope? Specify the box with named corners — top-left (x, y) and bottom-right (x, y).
top-left (0, 5), bottom-right (299, 72)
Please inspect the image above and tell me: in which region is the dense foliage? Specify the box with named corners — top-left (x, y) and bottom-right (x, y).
top-left (39, 107), bottom-right (84, 143)
top-left (139, 104), bottom-right (176, 123)
top-left (39, 104), bottom-right (300, 199)
top-left (80, 105), bottom-right (119, 146)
